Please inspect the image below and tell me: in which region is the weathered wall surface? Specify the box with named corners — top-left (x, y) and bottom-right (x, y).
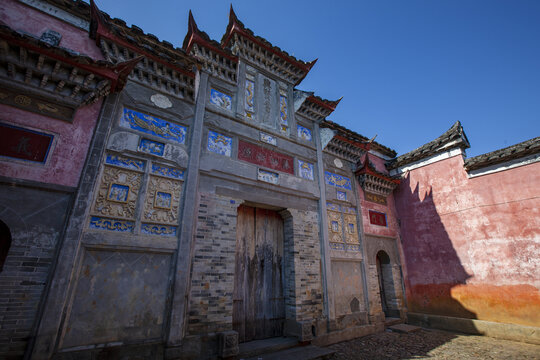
top-left (394, 154), bottom-right (540, 327)
top-left (0, 184), bottom-right (72, 359)
top-left (0, 0), bottom-right (103, 59)
top-left (0, 103), bottom-right (102, 188)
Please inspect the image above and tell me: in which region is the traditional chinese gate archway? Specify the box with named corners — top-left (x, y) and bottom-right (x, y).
top-left (233, 205), bottom-right (285, 342)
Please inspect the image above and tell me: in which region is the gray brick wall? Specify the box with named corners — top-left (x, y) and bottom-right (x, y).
top-left (187, 193), bottom-right (240, 335)
top-left (0, 186), bottom-right (72, 359)
top-left (283, 209), bottom-right (324, 322)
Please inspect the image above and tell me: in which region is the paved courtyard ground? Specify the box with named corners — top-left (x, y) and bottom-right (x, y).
top-left (327, 328), bottom-right (540, 359)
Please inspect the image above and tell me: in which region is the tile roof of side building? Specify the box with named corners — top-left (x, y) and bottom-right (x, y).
top-left (386, 120), bottom-right (540, 173)
top-left (386, 121), bottom-right (470, 170)
top-left (464, 136), bottom-right (540, 171)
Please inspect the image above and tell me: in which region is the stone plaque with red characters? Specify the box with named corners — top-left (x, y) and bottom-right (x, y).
top-left (368, 210), bottom-right (387, 227)
top-left (0, 123), bottom-right (53, 163)
top-left (238, 140), bottom-right (294, 175)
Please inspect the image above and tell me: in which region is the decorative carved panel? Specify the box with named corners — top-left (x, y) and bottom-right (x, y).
top-left (143, 175), bottom-right (182, 225)
top-left (92, 166), bottom-right (142, 220)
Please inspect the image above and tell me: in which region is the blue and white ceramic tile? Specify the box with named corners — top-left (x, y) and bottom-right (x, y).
top-left (141, 223), bottom-right (177, 236)
top-left (297, 125), bottom-right (312, 141)
top-left (210, 89), bottom-right (232, 110)
top-left (260, 132), bottom-right (277, 146)
top-left (258, 169), bottom-right (279, 184)
top-left (89, 217), bottom-right (134, 232)
top-left (207, 131), bottom-right (232, 157)
top-left (347, 223), bottom-right (355, 234)
top-left (105, 154), bottom-right (145, 171)
top-left (331, 220), bottom-right (339, 232)
top-left (337, 191), bottom-right (347, 201)
top-left (324, 171), bottom-right (352, 190)
top-left (298, 160), bottom-right (314, 180)
top-left (139, 139), bottom-right (165, 156)
top-left (279, 95), bottom-right (288, 126)
top-left (326, 202), bottom-right (341, 212)
top-left (107, 184), bottom-right (129, 202)
top-left (151, 164), bottom-right (184, 180)
top-left (121, 108), bottom-right (186, 144)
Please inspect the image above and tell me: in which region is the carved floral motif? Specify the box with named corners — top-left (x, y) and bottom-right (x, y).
top-left (93, 166), bottom-right (142, 220)
top-left (143, 175), bottom-right (182, 225)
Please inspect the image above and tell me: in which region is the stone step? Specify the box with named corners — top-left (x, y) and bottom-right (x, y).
top-left (384, 317), bottom-right (403, 327)
top-left (238, 337), bottom-right (299, 359)
top-left (388, 323), bottom-right (422, 333)
top-left (243, 344), bottom-right (335, 360)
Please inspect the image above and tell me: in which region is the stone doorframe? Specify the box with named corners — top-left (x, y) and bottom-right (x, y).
top-left (184, 196), bottom-right (323, 358)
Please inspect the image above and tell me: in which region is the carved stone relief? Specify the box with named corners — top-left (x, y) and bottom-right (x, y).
top-left (92, 166), bottom-right (142, 220)
top-left (143, 175), bottom-right (182, 225)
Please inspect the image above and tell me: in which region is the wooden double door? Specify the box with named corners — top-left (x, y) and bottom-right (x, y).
top-left (233, 205), bottom-right (285, 342)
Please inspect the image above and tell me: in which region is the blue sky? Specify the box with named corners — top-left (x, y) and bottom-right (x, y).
top-left (93, 0), bottom-right (540, 157)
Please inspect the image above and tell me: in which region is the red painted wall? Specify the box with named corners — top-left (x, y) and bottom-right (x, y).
top-left (394, 153), bottom-right (540, 327)
top-left (0, 1), bottom-right (104, 187)
top-left (0, 103), bottom-right (102, 187)
top-left (359, 154), bottom-right (400, 239)
top-left (0, 0), bottom-right (104, 60)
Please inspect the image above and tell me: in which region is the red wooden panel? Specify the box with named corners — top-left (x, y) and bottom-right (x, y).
top-left (238, 140), bottom-right (294, 174)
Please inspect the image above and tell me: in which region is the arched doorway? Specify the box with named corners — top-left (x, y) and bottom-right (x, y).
top-left (0, 219), bottom-right (12, 272)
top-left (376, 250), bottom-right (399, 318)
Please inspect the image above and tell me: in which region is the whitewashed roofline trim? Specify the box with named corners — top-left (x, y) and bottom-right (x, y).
top-left (467, 153), bottom-right (540, 178)
top-left (390, 148), bottom-right (464, 176)
top-left (19, 0), bottom-right (90, 31)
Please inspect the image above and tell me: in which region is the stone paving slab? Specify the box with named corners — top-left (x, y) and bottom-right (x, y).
top-left (388, 324), bottom-right (422, 333)
top-left (243, 345), bottom-right (335, 360)
top-left (327, 328), bottom-right (540, 359)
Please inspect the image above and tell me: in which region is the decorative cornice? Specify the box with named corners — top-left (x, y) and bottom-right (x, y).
top-left (182, 11), bottom-right (238, 85)
top-left (221, 5), bottom-right (316, 85)
top-left (321, 120), bottom-right (397, 158)
top-left (355, 157), bottom-right (399, 196)
top-left (89, 0), bottom-right (197, 100)
top-left (0, 23), bottom-right (138, 121)
top-left (296, 95), bottom-right (340, 122)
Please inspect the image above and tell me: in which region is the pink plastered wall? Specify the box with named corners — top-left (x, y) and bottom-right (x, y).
top-left (0, 102), bottom-right (102, 188)
top-left (0, 0), bottom-right (103, 60)
top-left (394, 152), bottom-right (540, 326)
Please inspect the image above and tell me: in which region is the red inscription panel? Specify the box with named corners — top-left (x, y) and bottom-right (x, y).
top-left (0, 123), bottom-right (53, 163)
top-left (368, 210), bottom-right (387, 227)
top-left (238, 140), bottom-right (294, 174)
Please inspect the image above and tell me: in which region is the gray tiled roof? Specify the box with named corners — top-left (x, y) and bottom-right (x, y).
top-left (386, 121), bottom-right (470, 170)
top-left (464, 136), bottom-right (540, 171)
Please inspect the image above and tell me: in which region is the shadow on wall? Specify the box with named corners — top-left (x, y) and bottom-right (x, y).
top-left (395, 174), bottom-right (478, 327)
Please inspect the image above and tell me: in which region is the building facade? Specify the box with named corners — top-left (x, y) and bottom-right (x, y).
top-left (0, 1), bottom-right (538, 359)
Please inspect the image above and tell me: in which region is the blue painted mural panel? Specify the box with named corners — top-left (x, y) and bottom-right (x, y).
top-left (151, 164), bottom-right (184, 180)
top-left (141, 223), bottom-right (177, 236)
top-left (207, 131), bottom-right (232, 156)
top-left (121, 108), bottom-right (186, 144)
top-left (325, 171), bottom-right (352, 190)
top-left (139, 139), bottom-right (165, 156)
top-left (105, 154), bottom-right (145, 171)
top-left (297, 125), bottom-right (312, 141)
top-left (89, 217), bottom-right (134, 232)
